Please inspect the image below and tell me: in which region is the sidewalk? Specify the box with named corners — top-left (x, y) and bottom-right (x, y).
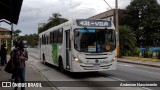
top-left (118, 57), bottom-right (160, 68)
top-left (0, 60), bottom-right (55, 90)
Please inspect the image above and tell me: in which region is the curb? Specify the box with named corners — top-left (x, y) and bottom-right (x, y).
top-left (118, 60), bottom-right (160, 68)
top-left (28, 55), bottom-right (59, 90)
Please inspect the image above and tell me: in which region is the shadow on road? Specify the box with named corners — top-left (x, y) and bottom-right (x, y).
top-left (41, 62), bottom-right (111, 79)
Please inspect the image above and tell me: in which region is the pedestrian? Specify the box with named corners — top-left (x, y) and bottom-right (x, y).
top-left (0, 44), bottom-right (7, 66)
top-left (9, 41), bottom-right (19, 81)
top-left (14, 41), bottom-right (28, 90)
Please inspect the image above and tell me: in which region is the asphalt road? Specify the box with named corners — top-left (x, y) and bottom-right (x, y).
top-left (100, 62), bottom-right (160, 81)
top-left (99, 62), bottom-right (160, 90)
top-left (27, 48), bottom-right (160, 90)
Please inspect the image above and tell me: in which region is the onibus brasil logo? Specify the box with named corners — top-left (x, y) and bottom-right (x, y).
top-left (2, 82), bottom-right (42, 87)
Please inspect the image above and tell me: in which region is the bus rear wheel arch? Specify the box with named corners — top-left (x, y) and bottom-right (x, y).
top-left (58, 56), bottom-right (64, 73)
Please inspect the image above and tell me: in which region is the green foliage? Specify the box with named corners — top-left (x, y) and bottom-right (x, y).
top-left (7, 40), bottom-right (11, 54)
top-left (126, 50), bottom-right (132, 56)
top-left (143, 51), bottom-right (152, 58)
top-left (13, 29), bottom-right (22, 40)
top-left (120, 50), bottom-right (125, 56)
top-left (120, 50), bottom-right (132, 56)
top-left (119, 25), bottom-right (137, 52)
top-left (17, 33), bottom-right (38, 47)
top-left (38, 13), bottom-right (68, 34)
top-left (157, 51), bottom-right (160, 59)
top-left (121, 0), bottom-right (160, 46)
top-left (133, 47), bottom-right (139, 56)
top-left (38, 27), bottom-right (44, 34)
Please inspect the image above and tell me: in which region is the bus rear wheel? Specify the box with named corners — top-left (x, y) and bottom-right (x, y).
top-left (43, 54), bottom-right (46, 64)
top-left (59, 60), bottom-right (64, 73)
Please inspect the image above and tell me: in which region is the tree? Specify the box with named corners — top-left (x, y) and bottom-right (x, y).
top-left (18, 33), bottom-right (38, 47)
top-left (48, 13), bottom-right (68, 28)
top-left (13, 29), bottom-right (21, 40)
top-left (46, 13), bottom-right (61, 29)
top-left (119, 25), bottom-right (137, 55)
top-left (121, 0), bottom-right (160, 47)
top-left (38, 13), bottom-right (68, 33)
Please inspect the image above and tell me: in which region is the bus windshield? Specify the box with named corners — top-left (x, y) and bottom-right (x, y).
top-left (74, 28), bottom-right (116, 53)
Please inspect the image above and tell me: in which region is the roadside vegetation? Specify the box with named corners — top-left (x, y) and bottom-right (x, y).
top-left (119, 0), bottom-right (160, 59)
top-left (10, 0), bottom-right (160, 59)
top-left (38, 13), bottom-right (68, 34)
top-left (11, 29), bottom-right (38, 48)
top-left (12, 13), bottom-right (68, 48)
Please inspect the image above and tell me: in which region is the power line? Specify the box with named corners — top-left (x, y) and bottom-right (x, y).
top-left (103, 0), bottom-right (113, 9)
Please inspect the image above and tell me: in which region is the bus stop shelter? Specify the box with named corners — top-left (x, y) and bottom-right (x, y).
top-left (0, 0), bottom-right (23, 24)
top-left (0, 0), bottom-right (23, 47)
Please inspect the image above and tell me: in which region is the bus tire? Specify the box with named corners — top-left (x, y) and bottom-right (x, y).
top-left (59, 59), bottom-right (64, 73)
top-left (43, 54), bottom-right (46, 64)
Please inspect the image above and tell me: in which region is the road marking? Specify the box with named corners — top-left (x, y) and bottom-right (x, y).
top-left (141, 87), bottom-right (152, 90)
top-left (108, 76), bottom-right (125, 81)
top-left (118, 64), bottom-right (135, 68)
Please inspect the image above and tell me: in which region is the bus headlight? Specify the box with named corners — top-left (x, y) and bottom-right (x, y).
top-left (73, 57), bottom-right (82, 63)
top-left (74, 57), bottom-right (79, 61)
top-left (110, 57), bottom-right (116, 62)
top-left (113, 57), bottom-right (116, 60)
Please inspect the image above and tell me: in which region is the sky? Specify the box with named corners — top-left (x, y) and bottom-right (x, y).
top-left (0, 0), bottom-right (160, 35)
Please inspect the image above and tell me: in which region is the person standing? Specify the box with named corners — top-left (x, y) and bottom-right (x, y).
top-left (0, 44), bottom-right (7, 66)
top-left (14, 41), bottom-right (28, 90)
top-left (9, 41), bottom-right (19, 81)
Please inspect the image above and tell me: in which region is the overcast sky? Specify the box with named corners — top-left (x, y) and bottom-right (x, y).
top-left (1, 0), bottom-right (160, 35)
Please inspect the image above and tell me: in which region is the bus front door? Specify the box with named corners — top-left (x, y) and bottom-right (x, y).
top-left (65, 30), bottom-right (71, 70)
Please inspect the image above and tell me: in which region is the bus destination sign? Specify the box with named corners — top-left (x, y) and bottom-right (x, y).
top-left (76, 19), bottom-right (111, 27)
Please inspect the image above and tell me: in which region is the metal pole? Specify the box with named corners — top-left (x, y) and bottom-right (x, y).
top-left (11, 23), bottom-right (14, 50)
top-left (115, 0), bottom-right (120, 57)
top-left (0, 36), bottom-right (1, 49)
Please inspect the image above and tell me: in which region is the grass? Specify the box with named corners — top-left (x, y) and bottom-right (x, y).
top-left (122, 56), bottom-right (160, 62)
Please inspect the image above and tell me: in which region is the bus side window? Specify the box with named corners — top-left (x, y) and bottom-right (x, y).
top-left (44, 35), bottom-right (46, 45)
top-left (58, 29), bottom-right (63, 44)
top-left (39, 38), bottom-right (41, 47)
top-left (52, 32), bottom-right (54, 43)
top-left (46, 35), bottom-right (48, 44)
top-left (42, 35), bottom-right (43, 45)
top-left (56, 30), bottom-right (59, 43)
top-left (50, 32), bottom-right (53, 44)
top-left (48, 34), bottom-right (50, 44)
top-left (54, 31), bottom-right (58, 43)
top-left (42, 35), bottom-right (44, 45)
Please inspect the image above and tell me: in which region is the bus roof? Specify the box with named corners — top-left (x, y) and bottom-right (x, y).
top-left (39, 19), bottom-right (113, 36)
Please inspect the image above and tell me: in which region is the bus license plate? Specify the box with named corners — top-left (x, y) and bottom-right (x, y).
top-left (93, 64), bottom-right (100, 69)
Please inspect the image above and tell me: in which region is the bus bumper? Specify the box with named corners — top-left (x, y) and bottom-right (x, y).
top-left (71, 61), bottom-right (117, 72)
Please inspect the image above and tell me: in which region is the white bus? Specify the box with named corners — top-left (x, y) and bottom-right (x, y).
top-left (39, 19), bottom-right (117, 72)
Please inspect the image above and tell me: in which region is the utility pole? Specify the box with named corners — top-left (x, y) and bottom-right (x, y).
top-left (103, 0), bottom-right (119, 57)
top-left (115, 0), bottom-right (120, 57)
top-left (11, 23), bottom-right (14, 50)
